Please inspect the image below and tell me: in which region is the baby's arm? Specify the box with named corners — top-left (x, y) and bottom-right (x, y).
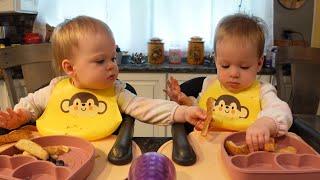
top-left (246, 82), bottom-right (293, 151)
top-left (0, 77), bottom-right (63, 129)
top-left (0, 108), bottom-right (32, 129)
top-left (164, 76), bottom-right (195, 106)
top-left (116, 81), bottom-right (206, 126)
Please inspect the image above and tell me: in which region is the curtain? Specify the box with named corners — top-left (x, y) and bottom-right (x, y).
top-left (37, 0), bottom-right (273, 53)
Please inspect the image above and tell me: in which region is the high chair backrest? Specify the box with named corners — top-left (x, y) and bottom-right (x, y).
top-left (275, 46), bottom-right (320, 114)
top-left (0, 43), bottom-right (55, 106)
top-left (179, 76), bottom-right (206, 134)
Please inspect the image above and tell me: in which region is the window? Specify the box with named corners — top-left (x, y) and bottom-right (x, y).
top-left (37, 0), bottom-right (273, 53)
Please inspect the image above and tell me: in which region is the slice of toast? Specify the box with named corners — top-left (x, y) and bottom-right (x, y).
top-left (201, 97), bottom-right (214, 136)
top-left (225, 140), bottom-right (250, 155)
top-left (14, 139), bottom-right (49, 160)
top-left (0, 130), bottom-right (33, 145)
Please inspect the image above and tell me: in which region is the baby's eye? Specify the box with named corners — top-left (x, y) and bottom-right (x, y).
top-left (221, 65), bottom-right (229, 68)
top-left (96, 59), bottom-right (105, 64)
top-left (240, 66), bottom-right (250, 70)
top-left (111, 57), bottom-right (117, 62)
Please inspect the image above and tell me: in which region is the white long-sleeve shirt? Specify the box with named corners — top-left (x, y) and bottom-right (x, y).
top-left (190, 76), bottom-right (293, 136)
top-left (14, 76), bottom-right (179, 126)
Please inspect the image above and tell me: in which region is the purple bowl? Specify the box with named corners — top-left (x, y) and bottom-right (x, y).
top-left (128, 152), bottom-right (176, 180)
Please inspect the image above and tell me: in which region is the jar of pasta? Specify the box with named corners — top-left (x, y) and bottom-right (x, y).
top-left (148, 38), bottom-right (164, 64)
top-left (187, 36), bottom-right (204, 65)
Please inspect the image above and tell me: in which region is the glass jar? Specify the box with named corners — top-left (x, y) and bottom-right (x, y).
top-left (168, 43), bottom-right (182, 64)
top-left (148, 38), bottom-right (164, 64)
top-left (187, 36), bottom-right (204, 65)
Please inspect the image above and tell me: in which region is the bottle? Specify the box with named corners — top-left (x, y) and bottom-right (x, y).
top-left (116, 45), bottom-right (122, 65)
top-left (265, 50), bottom-right (272, 68)
top-left (271, 46), bottom-right (278, 68)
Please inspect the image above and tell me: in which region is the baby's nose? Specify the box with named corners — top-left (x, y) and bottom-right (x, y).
top-left (230, 68), bottom-right (240, 78)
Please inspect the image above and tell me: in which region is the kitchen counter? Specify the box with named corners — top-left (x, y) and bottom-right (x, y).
top-left (118, 62), bottom-right (276, 74)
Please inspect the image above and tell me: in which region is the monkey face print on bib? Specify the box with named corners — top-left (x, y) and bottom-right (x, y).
top-left (37, 78), bottom-right (122, 141)
top-left (198, 80), bottom-right (261, 131)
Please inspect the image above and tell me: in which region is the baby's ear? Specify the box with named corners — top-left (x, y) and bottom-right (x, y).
top-left (61, 59), bottom-right (74, 76)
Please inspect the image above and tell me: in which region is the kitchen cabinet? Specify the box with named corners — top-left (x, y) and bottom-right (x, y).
top-left (0, 0), bottom-right (38, 14)
top-left (118, 73), bottom-right (167, 137)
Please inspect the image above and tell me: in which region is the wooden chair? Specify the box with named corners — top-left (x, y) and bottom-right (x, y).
top-left (0, 43), bottom-right (55, 106)
top-left (275, 46), bottom-right (320, 114)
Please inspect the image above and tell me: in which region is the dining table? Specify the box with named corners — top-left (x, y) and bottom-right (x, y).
top-left (0, 114), bottom-right (319, 179)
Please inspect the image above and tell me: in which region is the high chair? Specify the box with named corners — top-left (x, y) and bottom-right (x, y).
top-left (171, 65), bottom-right (320, 163)
top-left (0, 43), bottom-right (138, 165)
top-left (171, 76), bottom-right (205, 166)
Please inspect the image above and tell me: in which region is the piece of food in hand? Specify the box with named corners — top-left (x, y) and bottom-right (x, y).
top-left (44, 145), bottom-right (70, 156)
top-left (264, 138), bottom-right (276, 152)
top-left (14, 139), bottom-right (49, 160)
top-left (19, 125), bottom-right (38, 131)
top-left (276, 146), bottom-right (297, 154)
top-left (0, 130), bottom-right (33, 145)
top-left (201, 97), bottom-right (214, 137)
top-left (225, 140), bottom-right (250, 155)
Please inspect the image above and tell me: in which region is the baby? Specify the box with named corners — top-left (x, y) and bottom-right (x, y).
top-left (0, 16), bottom-right (206, 140)
top-left (166, 13), bottom-right (293, 152)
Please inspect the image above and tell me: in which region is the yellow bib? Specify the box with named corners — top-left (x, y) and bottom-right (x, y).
top-left (37, 78), bottom-right (122, 141)
top-left (198, 80), bottom-right (261, 131)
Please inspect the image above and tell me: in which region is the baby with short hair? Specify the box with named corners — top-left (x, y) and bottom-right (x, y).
top-left (166, 13), bottom-right (292, 152)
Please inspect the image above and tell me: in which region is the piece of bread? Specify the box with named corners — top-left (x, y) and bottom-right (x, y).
top-left (0, 130), bottom-right (33, 145)
top-left (225, 140), bottom-right (250, 155)
top-left (14, 139), bottom-right (49, 160)
top-left (201, 97), bottom-right (214, 137)
top-left (276, 146), bottom-right (297, 154)
top-left (264, 138), bottom-right (276, 152)
top-left (44, 145), bottom-right (70, 156)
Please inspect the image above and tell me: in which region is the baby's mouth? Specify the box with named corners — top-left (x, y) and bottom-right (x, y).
top-left (107, 74), bottom-right (116, 80)
top-left (227, 81), bottom-right (239, 85)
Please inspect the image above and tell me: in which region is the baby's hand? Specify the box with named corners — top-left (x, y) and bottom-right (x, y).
top-left (164, 76), bottom-right (187, 104)
top-left (246, 117), bottom-right (276, 152)
top-left (0, 108), bottom-right (31, 130)
top-left (183, 106), bottom-right (207, 126)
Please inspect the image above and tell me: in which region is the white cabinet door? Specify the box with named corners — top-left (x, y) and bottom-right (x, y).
top-left (118, 73), bottom-right (167, 137)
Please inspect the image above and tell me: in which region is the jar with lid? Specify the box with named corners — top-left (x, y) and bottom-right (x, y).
top-left (168, 43), bottom-right (182, 64)
top-left (148, 38), bottom-right (164, 64)
top-left (187, 36), bottom-right (204, 65)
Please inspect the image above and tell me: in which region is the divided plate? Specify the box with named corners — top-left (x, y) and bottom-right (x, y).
top-left (222, 132), bottom-right (320, 180)
top-left (0, 135), bottom-right (95, 180)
